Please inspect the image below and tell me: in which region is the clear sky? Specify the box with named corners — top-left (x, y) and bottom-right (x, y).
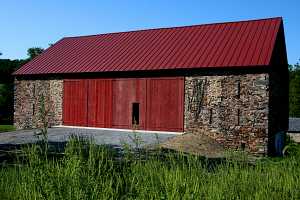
top-left (0, 0), bottom-right (299, 64)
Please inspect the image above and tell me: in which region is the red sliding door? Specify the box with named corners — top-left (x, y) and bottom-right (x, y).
top-left (63, 77), bottom-right (184, 132)
top-left (146, 77), bottom-right (184, 131)
top-left (87, 79), bottom-right (112, 127)
top-left (63, 79), bottom-right (88, 126)
top-left (111, 79), bottom-right (146, 129)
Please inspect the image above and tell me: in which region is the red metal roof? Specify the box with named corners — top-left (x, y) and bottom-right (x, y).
top-left (14, 17), bottom-right (283, 75)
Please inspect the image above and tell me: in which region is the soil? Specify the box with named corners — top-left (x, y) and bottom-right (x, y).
top-left (160, 133), bottom-right (225, 158)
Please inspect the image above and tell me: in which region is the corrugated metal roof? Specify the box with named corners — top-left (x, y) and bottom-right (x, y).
top-left (14, 17), bottom-right (283, 75)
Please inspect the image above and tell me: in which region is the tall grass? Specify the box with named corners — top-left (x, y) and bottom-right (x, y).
top-left (0, 125), bottom-right (15, 133)
top-left (1, 136), bottom-right (300, 199)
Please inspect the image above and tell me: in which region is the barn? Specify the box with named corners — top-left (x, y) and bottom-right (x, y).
top-left (13, 17), bottom-right (288, 155)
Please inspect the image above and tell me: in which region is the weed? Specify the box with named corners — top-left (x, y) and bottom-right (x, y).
top-left (1, 135), bottom-right (300, 199)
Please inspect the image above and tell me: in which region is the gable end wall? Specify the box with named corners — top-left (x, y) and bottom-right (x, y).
top-left (184, 73), bottom-right (269, 155)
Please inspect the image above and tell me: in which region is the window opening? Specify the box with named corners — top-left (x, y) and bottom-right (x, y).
top-left (132, 103), bottom-right (139, 125)
top-left (236, 80), bottom-right (240, 98)
top-left (209, 108), bottom-right (213, 124)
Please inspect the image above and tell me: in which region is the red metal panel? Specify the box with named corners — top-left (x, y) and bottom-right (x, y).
top-left (209, 22), bottom-right (240, 67)
top-left (87, 79), bottom-right (112, 127)
top-left (262, 20), bottom-right (281, 65)
top-left (136, 79), bottom-right (147, 129)
top-left (257, 19), bottom-right (279, 65)
top-left (150, 28), bottom-right (189, 70)
top-left (202, 24), bottom-right (232, 67)
top-left (63, 79), bottom-right (88, 126)
top-left (249, 20), bottom-right (272, 65)
top-left (63, 77), bottom-right (183, 132)
top-left (113, 30), bottom-right (152, 71)
top-left (217, 22), bottom-right (246, 66)
top-left (181, 24), bottom-right (211, 67)
top-left (234, 20), bottom-right (261, 66)
top-left (111, 77), bottom-right (183, 131)
top-left (188, 24), bottom-right (222, 68)
top-left (146, 77), bottom-right (184, 132)
top-left (243, 20), bottom-right (266, 66)
top-left (125, 30), bottom-right (164, 71)
top-left (14, 17), bottom-right (283, 76)
top-left (167, 27), bottom-right (200, 69)
top-left (112, 79), bottom-right (136, 129)
top-left (111, 78), bottom-right (147, 129)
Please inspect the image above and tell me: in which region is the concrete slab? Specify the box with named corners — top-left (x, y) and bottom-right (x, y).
top-left (0, 127), bottom-right (180, 148)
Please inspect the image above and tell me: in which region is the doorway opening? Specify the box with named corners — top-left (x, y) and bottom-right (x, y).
top-left (132, 103), bottom-right (139, 125)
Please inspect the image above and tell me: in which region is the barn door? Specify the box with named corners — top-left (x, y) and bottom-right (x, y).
top-left (146, 77), bottom-right (184, 132)
top-left (63, 79), bottom-right (88, 126)
top-left (112, 79), bottom-right (146, 129)
top-left (63, 77), bottom-right (184, 132)
top-left (87, 79), bottom-right (112, 127)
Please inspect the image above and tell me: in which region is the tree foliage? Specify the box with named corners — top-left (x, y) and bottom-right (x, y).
top-left (289, 60), bottom-right (300, 117)
top-left (0, 47), bottom-right (43, 123)
top-left (27, 47), bottom-right (44, 60)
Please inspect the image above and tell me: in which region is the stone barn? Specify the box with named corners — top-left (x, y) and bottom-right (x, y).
top-left (13, 17), bottom-right (288, 155)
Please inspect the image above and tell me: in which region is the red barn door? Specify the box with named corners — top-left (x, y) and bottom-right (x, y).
top-left (111, 79), bottom-right (146, 129)
top-left (87, 79), bottom-right (112, 127)
top-left (146, 77), bottom-right (184, 132)
top-left (63, 79), bottom-right (88, 126)
top-left (63, 77), bottom-right (184, 132)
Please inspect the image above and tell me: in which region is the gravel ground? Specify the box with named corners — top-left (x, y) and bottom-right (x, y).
top-left (0, 127), bottom-right (228, 158)
top-left (0, 127), bottom-right (179, 148)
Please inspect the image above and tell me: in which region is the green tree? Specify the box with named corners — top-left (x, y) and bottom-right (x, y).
top-left (289, 60), bottom-right (300, 117)
top-left (0, 47), bottom-right (45, 123)
top-left (27, 47), bottom-right (44, 60)
top-left (0, 58), bottom-right (25, 123)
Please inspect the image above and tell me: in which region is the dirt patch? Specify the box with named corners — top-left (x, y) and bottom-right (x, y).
top-left (160, 133), bottom-right (225, 158)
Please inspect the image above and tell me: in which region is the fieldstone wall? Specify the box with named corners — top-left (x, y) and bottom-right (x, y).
top-left (185, 74), bottom-right (269, 155)
top-left (14, 79), bottom-right (63, 129)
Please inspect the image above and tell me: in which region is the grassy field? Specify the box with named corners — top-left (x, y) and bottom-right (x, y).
top-left (0, 137), bottom-right (300, 200)
top-left (0, 125), bottom-right (15, 133)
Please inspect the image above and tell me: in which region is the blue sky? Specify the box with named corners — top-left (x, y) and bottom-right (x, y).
top-left (0, 0), bottom-right (299, 64)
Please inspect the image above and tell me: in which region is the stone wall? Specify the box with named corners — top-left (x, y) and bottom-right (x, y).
top-left (14, 79), bottom-right (63, 129)
top-left (185, 73), bottom-right (269, 155)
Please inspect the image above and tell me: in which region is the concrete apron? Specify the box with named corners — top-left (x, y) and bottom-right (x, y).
top-left (54, 125), bottom-right (184, 135)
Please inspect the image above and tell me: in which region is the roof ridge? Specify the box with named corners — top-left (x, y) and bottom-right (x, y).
top-left (63, 17), bottom-right (282, 40)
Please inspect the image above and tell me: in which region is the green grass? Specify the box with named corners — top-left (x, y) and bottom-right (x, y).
top-left (0, 137), bottom-right (300, 200)
top-left (0, 125), bottom-right (15, 133)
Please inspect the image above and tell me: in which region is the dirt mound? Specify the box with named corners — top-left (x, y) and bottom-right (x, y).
top-left (161, 133), bottom-right (225, 158)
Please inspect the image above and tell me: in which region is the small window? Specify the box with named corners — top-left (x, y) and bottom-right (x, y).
top-left (132, 103), bottom-right (139, 125)
top-left (32, 104), bottom-right (35, 116)
top-left (33, 84), bottom-right (36, 97)
top-left (209, 108), bottom-right (213, 124)
top-left (236, 81), bottom-right (240, 98)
